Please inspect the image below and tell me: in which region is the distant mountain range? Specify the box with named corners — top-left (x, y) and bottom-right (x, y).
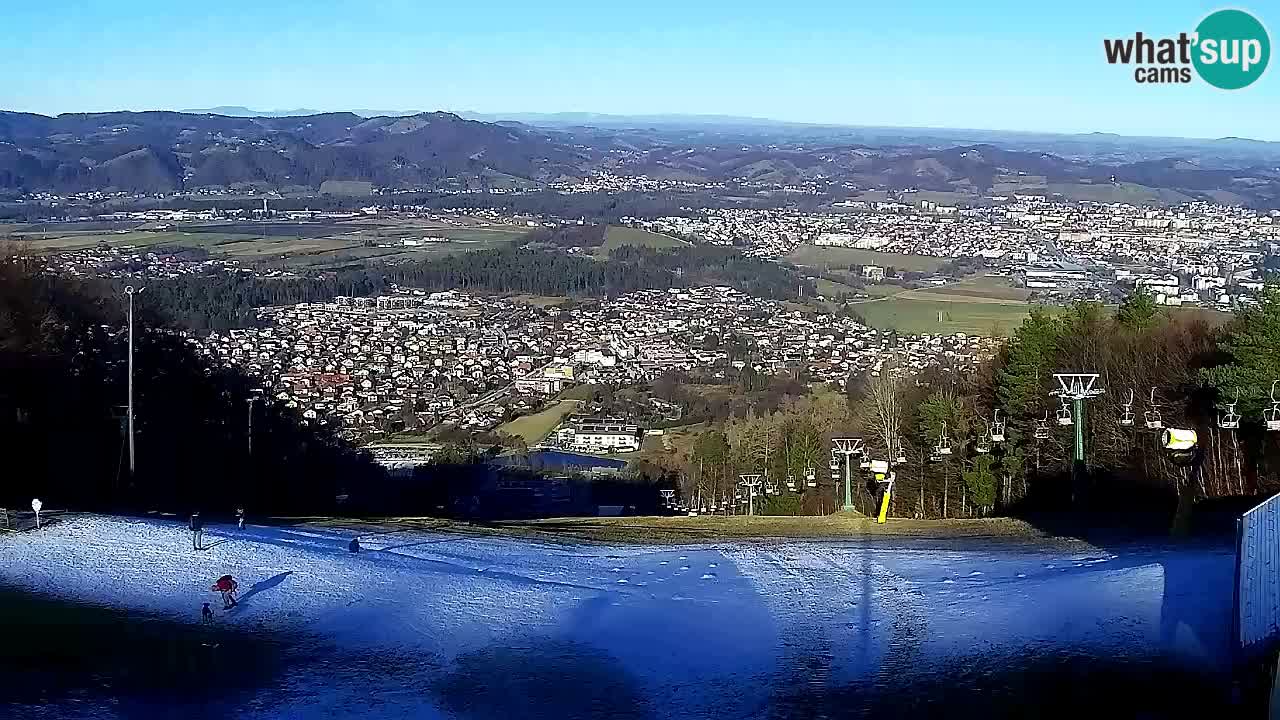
top-left (0, 110), bottom-right (588, 194)
top-left (2, 109), bottom-right (1279, 207)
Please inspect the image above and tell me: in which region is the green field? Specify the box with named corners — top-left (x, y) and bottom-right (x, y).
top-left (813, 277), bottom-right (861, 298)
top-left (917, 274), bottom-right (1031, 301)
top-left (786, 245), bottom-right (946, 273)
top-left (853, 296), bottom-right (1045, 335)
top-left (599, 225), bottom-right (687, 254)
top-left (497, 400), bottom-right (581, 444)
top-left (4, 220), bottom-right (529, 268)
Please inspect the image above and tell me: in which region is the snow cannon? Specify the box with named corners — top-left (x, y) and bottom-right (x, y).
top-left (1161, 428), bottom-right (1197, 452)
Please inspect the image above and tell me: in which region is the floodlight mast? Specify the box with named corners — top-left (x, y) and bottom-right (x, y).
top-left (1051, 373), bottom-right (1104, 506)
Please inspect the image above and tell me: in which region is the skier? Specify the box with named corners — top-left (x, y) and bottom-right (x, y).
top-left (212, 575), bottom-right (238, 609)
top-left (201, 602), bottom-right (214, 624)
top-left (348, 536), bottom-right (361, 554)
top-left (189, 512), bottom-right (204, 551)
top-left (235, 507), bottom-right (245, 530)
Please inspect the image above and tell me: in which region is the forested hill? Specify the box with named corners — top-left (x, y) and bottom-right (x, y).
top-left (122, 245), bottom-right (814, 330)
top-left (0, 257), bottom-right (383, 514)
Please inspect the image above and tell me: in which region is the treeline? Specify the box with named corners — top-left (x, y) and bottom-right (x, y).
top-left (0, 257), bottom-right (675, 519)
top-left (3, 190), bottom-right (762, 224)
top-left (521, 224), bottom-right (607, 248)
top-left (609, 245), bottom-right (816, 300)
top-left (0, 257), bottom-right (383, 516)
top-left (125, 240), bottom-right (814, 330)
top-left (654, 289), bottom-right (1280, 525)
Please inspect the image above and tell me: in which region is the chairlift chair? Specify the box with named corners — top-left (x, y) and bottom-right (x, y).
top-left (976, 436), bottom-right (991, 454)
top-left (1267, 381), bottom-right (1280, 432)
top-left (1034, 411), bottom-right (1050, 440)
top-left (1119, 389), bottom-right (1135, 427)
top-left (1218, 390), bottom-right (1241, 430)
top-left (859, 458), bottom-right (872, 469)
top-left (1145, 387), bottom-right (1164, 430)
top-left (805, 466), bottom-right (817, 488)
top-left (1056, 402), bottom-right (1073, 427)
top-left (990, 410), bottom-right (1006, 443)
top-left (1266, 405), bottom-right (1280, 432)
top-left (786, 474), bottom-right (797, 491)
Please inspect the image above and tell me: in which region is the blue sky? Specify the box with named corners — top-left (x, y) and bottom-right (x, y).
top-left (3, 0), bottom-right (1277, 139)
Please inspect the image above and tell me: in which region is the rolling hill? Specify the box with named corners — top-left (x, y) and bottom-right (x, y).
top-left (2, 109), bottom-right (1279, 207)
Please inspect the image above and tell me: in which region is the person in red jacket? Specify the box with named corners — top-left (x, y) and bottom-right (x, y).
top-left (212, 575), bottom-right (238, 609)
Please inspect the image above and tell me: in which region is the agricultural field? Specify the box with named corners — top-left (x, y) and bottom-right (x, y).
top-left (785, 245), bottom-right (947, 273)
top-left (916, 274), bottom-right (1032, 302)
top-left (853, 296), bottom-right (1041, 335)
top-left (2, 219), bottom-right (530, 268)
top-left (812, 277), bottom-right (861, 298)
top-left (600, 225), bottom-right (687, 253)
top-left (497, 400), bottom-right (582, 445)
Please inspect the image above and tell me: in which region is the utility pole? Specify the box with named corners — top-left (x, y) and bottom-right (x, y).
top-left (124, 286), bottom-right (144, 477)
top-left (247, 396), bottom-right (255, 458)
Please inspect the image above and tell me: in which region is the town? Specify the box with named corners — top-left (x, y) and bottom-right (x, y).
top-left (191, 286), bottom-right (999, 451)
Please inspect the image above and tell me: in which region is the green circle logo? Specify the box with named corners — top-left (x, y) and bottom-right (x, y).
top-left (1192, 9), bottom-right (1270, 89)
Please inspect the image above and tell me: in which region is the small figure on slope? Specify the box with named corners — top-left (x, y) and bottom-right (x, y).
top-left (189, 512), bottom-right (204, 551)
top-left (201, 602), bottom-right (214, 624)
top-left (235, 507), bottom-right (245, 530)
top-left (212, 574), bottom-right (239, 609)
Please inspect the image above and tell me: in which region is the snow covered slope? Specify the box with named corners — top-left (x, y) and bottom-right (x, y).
top-left (0, 515), bottom-right (1237, 718)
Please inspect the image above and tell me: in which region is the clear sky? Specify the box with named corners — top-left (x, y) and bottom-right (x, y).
top-left (3, 0), bottom-right (1277, 139)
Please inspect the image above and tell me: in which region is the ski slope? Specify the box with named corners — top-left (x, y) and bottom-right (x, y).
top-left (0, 515), bottom-right (1237, 719)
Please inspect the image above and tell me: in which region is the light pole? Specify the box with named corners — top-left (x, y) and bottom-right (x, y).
top-left (124, 285), bottom-right (144, 477)
top-left (739, 474), bottom-right (763, 516)
top-left (831, 438), bottom-right (865, 513)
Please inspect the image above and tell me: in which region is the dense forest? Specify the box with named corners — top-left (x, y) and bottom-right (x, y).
top-left (122, 241), bottom-right (812, 330)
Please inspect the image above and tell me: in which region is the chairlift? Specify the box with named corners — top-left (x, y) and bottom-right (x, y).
top-left (1056, 402), bottom-right (1073, 427)
top-left (1219, 389), bottom-right (1241, 430)
top-left (1265, 380), bottom-right (1280, 432)
top-left (1034, 411), bottom-right (1050, 440)
top-left (990, 409), bottom-right (1006, 443)
top-left (1144, 387), bottom-right (1163, 430)
top-left (859, 458), bottom-right (872, 469)
top-left (1120, 389), bottom-right (1135, 428)
top-left (786, 473), bottom-right (797, 491)
top-left (805, 466), bottom-right (817, 488)
top-left (976, 436), bottom-right (991, 454)
top-left (935, 421), bottom-right (953, 456)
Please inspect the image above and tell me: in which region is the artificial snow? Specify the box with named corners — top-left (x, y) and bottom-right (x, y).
top-left (0, 515), bottom-right (1237, 718)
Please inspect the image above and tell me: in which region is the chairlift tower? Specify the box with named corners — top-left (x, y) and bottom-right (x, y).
top-left (1051, 373), bottom-right (1104, 505)
top-left (831, 438), bottom-right (864, 512)
top-left (738, 474), bottom-right (763, 516)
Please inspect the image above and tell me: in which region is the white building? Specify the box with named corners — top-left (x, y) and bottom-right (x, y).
top-left (553, 417), bottom-right (640, 453)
